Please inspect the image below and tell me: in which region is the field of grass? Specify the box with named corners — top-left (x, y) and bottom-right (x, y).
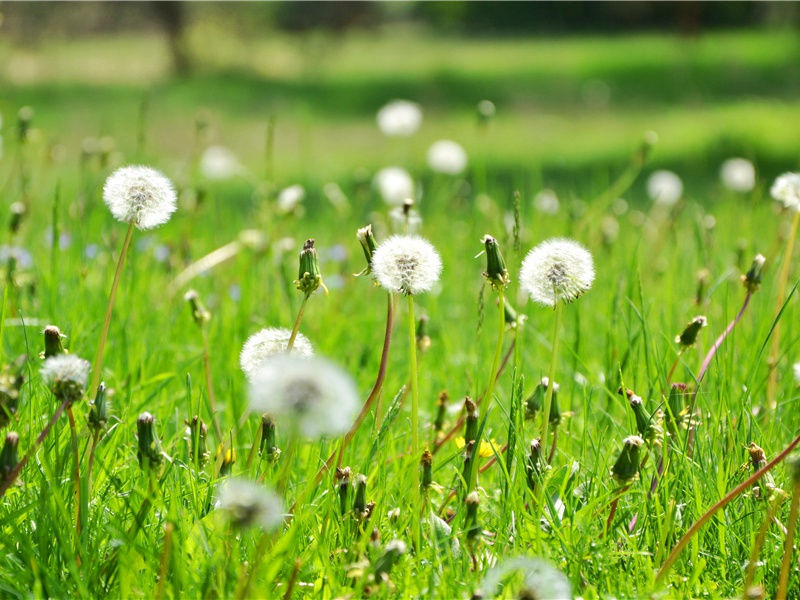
top-left (1, 26), bottom-right (800, 599)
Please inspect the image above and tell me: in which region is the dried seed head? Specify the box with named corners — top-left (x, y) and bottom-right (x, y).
top-left (371, 235), bottom-right (442, 296)
top-left (40, 355), bottom-right (90, 405)
top-left (103, 165), bottom-right (177, 230)
top-left (520, 238), bottom-right (594, 306)
top-left (216, 478), bottom-right (283, 531)
top-left (240, 327), bottom-right (313, 382)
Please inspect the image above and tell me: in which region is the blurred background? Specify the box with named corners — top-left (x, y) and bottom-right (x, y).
top-left (1, 1), bottom-right (799, 189)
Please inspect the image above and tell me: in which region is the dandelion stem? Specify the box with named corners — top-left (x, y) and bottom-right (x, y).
top-left (656, 427), bottom-right (800, 583)
top-left (742, 495), bottom-right (783, 593)
top-left (86, 430), bottom-right (101, 503)
top-left (777, 478), bottom-right (800, 600)
top-left (201, 328), bottom-right (223, 440)
top-left (286, 295), bottom-right (309, 352)
top-left (154, 522), bottom-right (174, 600)
top-left (768, 209), bottom-right (800, 408)
top-left (89, 220), bottom-right (135, 395)
top-left (408, 294), bottom-right (420, 466)
top-left (665, 349), bottom-right (683, 386)
top-left (541, 301), bottom-right (563, 465)
top-left (484, 290), bottom-right (506, 410)
top-left (67, 406), bottom-right (82, 550)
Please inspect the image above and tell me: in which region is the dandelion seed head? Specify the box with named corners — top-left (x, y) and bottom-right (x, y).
top-left (794, 361), bottom-right (800, 386)
top-left (277, 184), bottom-right (305, 214)
top-left (40, 354), bottom-right (90, 404)
top-left (371, 235), bottom-right (442, 295)
top-left (374, 167), bottom-right (414, 206)
top-left (103, 165), bottom-right (177, 230)
top-left (534, 189), bottom-right (560, 215)
top-left (720, 158), bottom-right (755, 193)
top-left (216, 478), bottom-right (283, 530)
top-left (647, 170), bottom-right (683, 206)
top-left (240, 328), bottom-right (313, 381)
top-left (771, 172), bottom-right (800, 212)
top-left (199, 146), bottom-right (242, 181)
top-left (520, 238), bottom-right (595, 306)
top-left (427, 140), bottom-right (468, 175)
top-left (248, 354), bottom-right (358, 438)
top-left (376, 100), bottom-right (422, 137)
top-left (480, 557), bottom-right (571, 600)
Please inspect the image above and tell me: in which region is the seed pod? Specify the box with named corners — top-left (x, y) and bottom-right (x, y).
top-left (611, 435), bottom-right (644, 482)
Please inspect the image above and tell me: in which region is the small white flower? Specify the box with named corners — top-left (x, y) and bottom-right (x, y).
top-left (770, 172), bottom-right (800, 212)
top-left (534, 189), bottom-right (560, 215)
top-left (427, 140), bottom-right (467, 175)
top-left (720, 158), bottom-right (755, 193)
top-left (240, 328), bottom-right (313, 381)
top-left (520, 238), bottom-right (595, 306)
top-left (647, 170), bottom-right (683, 206)
top-left (216, 478), bottom-right (283, 530)
top-left (199, 146), bottom-right (242, 181)
top-left (103, 165), bottom-right (177, 230)
top-left (371, 235), bottom-right (442, 295)
top-left (794, 361), bottom-right (800, 386)
top-left (376, 100), bottom-right (422, 137)
top-left (40, 354), bottom-right (90, 403)
top-left (248, 354), bottom-right (359, 438)
top-left (374, 167), bottom-right (414, 206)
top-left (277, 184), bottom-right (305, 214)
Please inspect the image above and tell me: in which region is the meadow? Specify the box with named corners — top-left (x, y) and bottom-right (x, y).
top-left (1, 26), bottom-right (800, 599)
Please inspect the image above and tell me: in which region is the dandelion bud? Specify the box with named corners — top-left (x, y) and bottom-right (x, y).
top-left (421, 448), bottom-right (433, 489)
top-left (667, 383), bottom-right (688, 433)
top-left (353, 473), bottom-right (369, 520)
top-left (356, 224), bottom-right (378, 275)
top-left (416, 315), bottom-right (431, 353)
top-left (336, 466), bottom-right (352, 515)
top-left (40, 355), bottom-right (90, 406)
top-left (433, 391), bottom-right (449, 437)
top-left (464, 491), bottom-right (481, 542)
top-left (216, 444), bottom-right (236, 476)
top-left (503, 300), bottom-right (526, 329)
top-left (373, 539), bottom-right (407, 582)
top-left (295, 239), bottom-right (326, 297)
top-left (525, 378), bottom-right (560, 425)
top-left (259, 414), bottom-right (279, 462)
top-left (43, 325), bottom-right (65, 358)
top-left (17, 106), bottom-right (33, 143)
top-left (675, 316), bottom-right (707, 348)
top-left (88, 383), bottom-right (109, 434)
top-left (186, 415), bottom-right (209, 466)
top-left (0, 431), bottom-right (19, 482)
top-left (481, 235), bottom-right (509, 289)
top-left (611, 435), bottom-right (644, 482)
top-left (635, 130), bottom-right (659, 165)
top-left (748, 442), bottom-right (775, 499)
top-left (742, 254), bottom-right (766, 293)
top-left (0, 361), bottom-right (23, 428)
top-left (216, 478), bottom-right (283, 531)
top-left (9, 202), bottom-right (26, 234)
top-left (464, 397), bottom-right (478, 449)
top-left (136, 412), bottom-right (163, 471)
top-left (184, 289), bottom-right (210, 327)
top-left (526, 438), bottom-right (543, 491)
top-left (623, 389), bottom-right (657, 442)
top-left (695, 268), bottom-right (710, 305)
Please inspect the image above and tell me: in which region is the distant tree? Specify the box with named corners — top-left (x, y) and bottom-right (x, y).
top-left (151, 1), bottom-right (190, 75)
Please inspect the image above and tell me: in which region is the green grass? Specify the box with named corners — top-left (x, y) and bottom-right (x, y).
top-left (1, 25), bottom-right (800, 599)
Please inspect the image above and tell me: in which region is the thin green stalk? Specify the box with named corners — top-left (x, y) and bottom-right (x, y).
top-left (407, 293), bottom-right (422, 552)
top-left (777, 479), bottom-right (800, 600)
top-left (541, 302), bottom-right (563, 464)
top-left (742, 496), bottom-right (783, 594)
top-left (67, 405), bottom-right (82, 559)
top-left (89, 221), bottom-right (135, 395)
top-left (286, 295), bottom-right (309, 352)
top-left (200, 328), bottom-right (222, 440)
top-left (484, 290), bottom-right (506, 409)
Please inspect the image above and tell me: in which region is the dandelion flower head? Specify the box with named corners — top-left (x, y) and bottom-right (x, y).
top-left (720, 158), bottom-right (755, 193)
top-left (520, 238), bottom-right (595, 306)
top-left (647, 169), bottom-right (683, 206)
top-left (103, 165), bottom-right (177, 230)
top-left (199, 146), bottom-right (242, 181)
top-left (240, 327), bottom-right (313, 381)
top-left (427, 140), bottom-right (468, 175)
top-left (771, 172), bottom-right (800, 212)
top-left (40, 354), bottom-right (90, 404)
top-left (371, 235), bottom-right (442, 295)
top-left (216, 478), bottom-right (283, 530)
top-left (248, 354), bottom-right (358, 438)
top-left (376, 100), bottom-right (422, 137)
top-left (374, 167), bottom-right (414, 206)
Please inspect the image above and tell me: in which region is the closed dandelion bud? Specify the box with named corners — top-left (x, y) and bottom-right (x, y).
top-left (374, 539), bottom-right (407, 582)
top-left (336, 466), bottom-right (352, 515)
top-left (433, 391), bottom-right (448, 436)
top-left (481, 235), bottom-right (509, 289)
top-left (356, 224), bottom-right (377, 275)
top-left (416, 315), bottom-right (431, 353)
top-left (623, 389), bottom-right (656, 442)
top-left (186, 415), bottom-right (209, 466)
top-left (421, 448), bottom-right (433, 489)
top-left (742, 253), bottom-right (766, 293)
top-left (17, 106), bottom-right (33, 143)
top-left (465, 491), bottom-right (481, 541)
top-left (1, 431), bottom-right (19, 482)
top-left (43, 325), bottom-right (65, 358)
top-left (216, 444), bottom-right (236, 476)
top-left (295, 239), bottom-right (326, 297)
top-left (353, 473), bottom-right (368, 518)
top-left (464, 397), bottom-right (478, 448)
top-left (635, 130), bottom-right (658, 166)
top-left (526, 438), bottom-right (543, 491)
top-left (675, 316), bottom-right (707, 348)
top-left (748, 442), bottom-right (775, 499)
top-left (259, 414), bottom-right (279, 462)
top-left (184, 289), bottom-right (210, 327)
top-left (0, 361), bottom-right (23, 428)
top-left (525, 378), bottom-right (560, 424)
top-left (136, 412), bottom-right (163, 471)
top-left (88, 383), bottom-right (109, 434)
top-left (612, 435), bottom-right (644, 482)
top-left (695, 268), bottom-right (710, 305)
top-left (9, 202), bottom-right (26, 234)
top-left (667, 382), bottom-right (688, 428)
top-left (504, 300), bottom-right (526, 329)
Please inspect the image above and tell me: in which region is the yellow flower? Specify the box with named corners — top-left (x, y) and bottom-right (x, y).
top-left (454, 436), bottom-right (501, 458)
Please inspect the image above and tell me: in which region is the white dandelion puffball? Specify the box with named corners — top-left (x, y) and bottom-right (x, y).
top-left (216, 478), bottom-right (283, 530)
top-left (40, 354), bottom-right (91, 403)
top-left (720, 158), bottom-right (755, 193)
top-left (480, 557), bottom-right (571, 600)
top-left (240, 327), bottom-right (313, 381)
top-left (794, 360), bottom-right (800, 386)
top-left (520, 238), bottom-right (595, 306)
top-left (103, 165), bottom-right (177, 230)
top-left (200, 146), bottom-right (242, 181)
top-left (374, 167), bottom-right (415, 206)
top-left (371, 235), bottom-right (442, 295)
top-left (248, 354), bottom-right (359, 438)
top-left (277, 184), bottom-right (306, 213)
top-left (647, 170), bottom-right (683, 206)
top-left (771, 172), bottom-right (800, 212)
top-left (376, 100), bottom-right (422, 137)
top-left (534, 189), bottom-right (560, 215)
top-left (427, 140), bottom-right (468, 175)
